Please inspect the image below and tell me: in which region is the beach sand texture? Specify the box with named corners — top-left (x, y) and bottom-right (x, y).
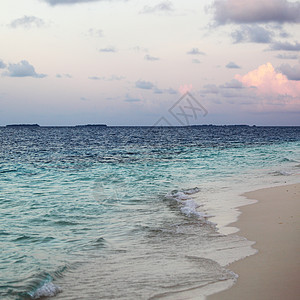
top-left (208, 183), bottom-right (300, 300)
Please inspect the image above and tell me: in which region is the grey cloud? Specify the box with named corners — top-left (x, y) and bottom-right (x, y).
top-left (202, 80), bottom-right (245, 96)
top-left (222, 79), bottom-right (244, 88)
top-left (88, 76), bottom-right (101, 80)
top-left (226, 62), bottom-right (241, 69)
top-left (144, 54), bottom-right (159, 61)
top-left (88, 28), bottom-right (103, 37)
top-left (279, 31), bottom-right (290, 38)
top-left (56, 73), bottom-right (72, 78)
top-left (231, 25), bottom-right (273, 43)
top-left (107, 75), bottom-right (124, 81)
top-left (267, 24), bottom-right (290, 38)
top-left (202, 84), bottom-right (219, 94)
top-left (154, 88), bottom-right (164, 94)
top-left (134, 80), bottom-right (174, 94)
top-left (153, 87), bottom-right (177, 94)
top-left (187, 48), bottom-right (205, 55)
top-left (0, 60), bottom-right (6, 69)
top-left (269, 41), bottom-right (300, 51)
top-left (141, 1), bottom-right (174, 14)
top-left (222, 90), bottom-right (243, 98)
top-left (211, 0), bottom-right (300, 25)
top-left (276, 53), bottom-right (298, 59)
top-left (125, 94), bottom-right (141, 102)
top-left (43, 0), bottom-right (105, 5)
top-left (192, 59), bottom-right (201, 64)
top-left (153, 87), bottom-right (177, 95)
top-left (135, 80), bottom-right (154, 90)
top-left (99, 47), bottom-right (117, 53)
top-left (166, 88), bottom-right (177, 94)
top-left (10, 16), bottom-right (45, 29)
top-left (279, 63), bottom-right (300, 80)
top-left (132, 46), bottom-right (148, 52)
top-left (80, 96), bottom-right (88, 101)
top-left (3, 60), bottom-right (46, 78)
top-left (88, 75), bottom-right (124, 81)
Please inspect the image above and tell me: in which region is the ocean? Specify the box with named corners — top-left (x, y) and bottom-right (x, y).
top-left (0, 126), bottom-right (299, 299)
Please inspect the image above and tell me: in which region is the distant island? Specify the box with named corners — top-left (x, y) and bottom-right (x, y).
top-left (6, 124), bottom-right (40, 128)
top-left (75, 124), bottom-right (107, 128)
top-left (5, 124), bottom-right (108, 128)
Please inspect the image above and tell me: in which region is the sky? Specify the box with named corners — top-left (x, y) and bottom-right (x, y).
top-left (1, 0), bottom-right (300, 126)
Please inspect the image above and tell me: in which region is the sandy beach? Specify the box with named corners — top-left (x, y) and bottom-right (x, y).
top-left (208, 183), bottom-right (300, 300)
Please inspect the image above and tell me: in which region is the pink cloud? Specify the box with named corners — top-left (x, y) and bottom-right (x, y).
top-left (235, 62), bottom-right (300, 111)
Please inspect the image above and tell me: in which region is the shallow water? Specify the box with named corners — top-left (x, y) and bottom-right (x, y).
top-left (0, 126), bottom-right (299, 299)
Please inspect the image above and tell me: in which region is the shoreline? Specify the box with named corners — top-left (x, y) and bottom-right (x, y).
top-left (207, 183), bottom-right (300, 300)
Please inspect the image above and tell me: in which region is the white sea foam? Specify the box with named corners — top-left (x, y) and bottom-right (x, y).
top-left (32, 282), bottom-right (62, 299)
top-left (272, 170), bottom-right (293, 176)
top-left (166, 187), bottom-right (212, 219)
top-left (183, 187), bottom-right (200, 195)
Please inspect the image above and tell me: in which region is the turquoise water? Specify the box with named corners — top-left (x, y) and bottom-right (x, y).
top-left (0, 126), bottom-right (299, 299)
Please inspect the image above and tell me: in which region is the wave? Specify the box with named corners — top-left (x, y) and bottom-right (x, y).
top-left (21, 266), bottom-right (71, 299)
top-left (30, 281), bottom-right (61, 299)
top-left (271, 170), bottom-right (292, 176)
top-left (280, 157), bottom-right (298, 163)
top-left (165, 187), bottom-right (212, 220)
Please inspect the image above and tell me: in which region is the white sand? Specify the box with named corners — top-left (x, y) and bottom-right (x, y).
top-left (208, 183), bottom-right (300, 300)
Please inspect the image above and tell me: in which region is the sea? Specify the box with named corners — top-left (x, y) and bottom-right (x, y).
top-left (0, 126), bottom-right (299, 300)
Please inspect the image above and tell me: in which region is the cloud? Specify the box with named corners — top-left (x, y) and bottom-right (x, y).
top-left (135, 80), bottom-right (155, 90)
top-left (124, 94), bottom-right (141, 102)
top-left (9, 16), bottom-right (45, 29)
top-left (202, 84), bottom-right (219, 94)
top-left (268, 41), bottom-right (300, 51)
top-left (226, 62), bottom-right (241, 69)
top-left (43, 0), bottom-right (105, 5)
top-left (88, 76), bottom-right (101, 80)
top-left (222, 79), bottom-right (244, 88)
top-left (56, 73), bottom-right (72, 78)
top-left (134, 80), bottom-right (175, 94)
top-left (153, 88), bottom-right (164, 94)
top-left (99, 47), bottom-right (117, 53)
top-left (233, 62), bottom-right (300, 112)
top-left (144, 54), bottom-right (160, 61)
top-left (211, 0), bottom-right (300, 25)
top-left (192, 59), bottom-right (201, 64)
top-left (0, 60), bottom-right (6, 69)
top-left (187, 48), bottom-right (205, 55)
top-left (201, 82), bottom-right (250, 103)
top-left (3, 60), bottom-right (46, 78)
top-left (166, 88), bottom-right (177, 94)
top-left (276, 53), bottom-right (298, 59)
top-left (152, 87), bottom-right (177, 94)
top-left (279, 63), bottom-right (300, 80)
top-left (132, 46), bottom-right (148, 52)
top-left (80, 96), bottom-right (88, 101)
top-left (141, 1), bottom-right (174, 14)
top-left (131, 46), bottom-right (148, 52)
top-left (235, 62), bottom-right (300, 98)
top-left (108, 75), bottom-right (124, 80)
top-left (231, 25), bottom-right (273, 43)
top-left (88, 28), bottom-right (103, 37)
top-left (200, 63), bottom-right (300, 114)
top-left (88, 75), bottom-right (124, 81)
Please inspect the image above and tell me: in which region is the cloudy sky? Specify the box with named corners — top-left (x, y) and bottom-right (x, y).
top-left (1, 0), bottom-right (300, 126)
